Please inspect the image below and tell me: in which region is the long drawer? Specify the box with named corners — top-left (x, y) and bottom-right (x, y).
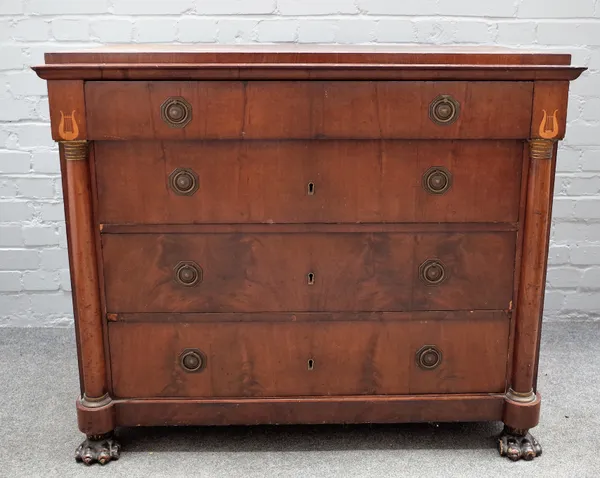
top-left (85, 81), bottom-right (533, 140)
top-left (108, 314), bottom-right (510, 398)
top-left (101, 232), bottom-right (516, 313)
top-left (95, 140), bottom-right (523, 225)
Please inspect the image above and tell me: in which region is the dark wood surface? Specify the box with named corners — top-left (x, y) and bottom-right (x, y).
top-left (530, 81), bottom-right (570, 140)
top-left (47, 80), bottom-right (87, 142)
top-left (107, 309), bottom-right (506, 324)
top-left (42, 45), bottom-right (573, 65)
top-left (504, 393), bottom-right (542, 431)
top-left (101, 232), bottom-right (515, 313)
top-left (35, 64), bottom-right (586, 81)
top-left (85, 81), bottom-right (533, 140)
top-left (512, 86), bottom-right (565, 393)
top-left (35, 46), bottom-right (585, 82)
top-left (100, 223), bottom-right (519, 234)
top-left (33, 48), bottom-right (584, 444)
top-left (108, 315), bottom-right (509, 398)
top-left (61, 142), bottom-right (108, 400)
top-left (114, 394), bottom-right (505, 427)
top-left (95, 140), bottom-right (522, 225)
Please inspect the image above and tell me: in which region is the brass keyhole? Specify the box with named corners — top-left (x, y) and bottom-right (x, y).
top-left (307, 272), bottom-right (315, 285)
top-left (307, 181), bottom-right (315, 196)
top-left (308, 359), bottom-right (315, 370)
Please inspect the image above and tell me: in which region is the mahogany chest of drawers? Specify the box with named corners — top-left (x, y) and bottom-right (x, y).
top-left (34, 46), bottom-right (584, 465)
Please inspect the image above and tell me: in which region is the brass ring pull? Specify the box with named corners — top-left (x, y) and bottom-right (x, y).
top-left (161, 97), bottom-right (192, 128)
top-left (169, 168), bottom-right (199, 196)
top-left (174, 261), bottom-right (202, 287)
top-left (419, 259), bottom-right (446, 285)
top-left (416, 345), bottom-right (442, 370)
top-left (179, 349), bottom-right (206, 373)
top-left (429, 95), bottom-right (460, 125)
top-left (423, 167), bottom-right (452, 195)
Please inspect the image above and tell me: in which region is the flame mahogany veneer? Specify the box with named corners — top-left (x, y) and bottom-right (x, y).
top-left (34, 46), bottom-right (584, 464)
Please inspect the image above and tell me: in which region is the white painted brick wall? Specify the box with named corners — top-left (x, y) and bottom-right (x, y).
top-left (1, 0), bottom-right (600, 326)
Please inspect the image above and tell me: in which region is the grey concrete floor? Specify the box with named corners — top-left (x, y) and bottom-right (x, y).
top-left (1, 322), bottom-right (599, 477)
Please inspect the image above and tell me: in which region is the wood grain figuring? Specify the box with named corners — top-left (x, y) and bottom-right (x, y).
top-left (114, 394), bottom-right (505, 427)
top-left (42, 46), bottom-right (573, 66)
top-left (36, 47), bottom-right (585, 82)
top-left (530, 81), bottom-right (570, 139)
top-left (58, 142), bottom-right (86, 396)
top-left (101, 232), bottom-right (515, 313)
top-left (85, 81), bottom-right (533, 140)
top-left (505, 144), bottom-right (532, 389)
top-left (511, 147), bottom-right (557, 393)
top-left (88, 141), bottom-right (113, 394)
top-left (101, 223), bottom-right (519, 234)
top-left (48, 80), bottom-right (87, 141)
top-left (503, 393), bottom-right (542, 430)
top-left (109, 310), bottom-right (508, 324)
top-left (35, 64), bottom-right (586, 82)
top-left (510, 81), bottom-right (569, 395)
top-left (108, 316), bottom-right (509, 398)
top-left (33, 48), bottom-right (585, 454)
top-left (95, 140), bottom-right (523, 225)
top-left (76, 398), bottom-right (115, 436)
top-left (61, 142), bottom-right (107, 399)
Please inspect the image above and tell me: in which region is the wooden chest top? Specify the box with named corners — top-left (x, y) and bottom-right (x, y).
top-left (36, 44), bottom-right (582, 78)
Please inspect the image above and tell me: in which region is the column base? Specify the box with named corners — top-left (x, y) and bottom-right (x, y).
top-left (503, 391), bottom-right (541, 430)
top-left (76, 394), bottom-right (116, 435)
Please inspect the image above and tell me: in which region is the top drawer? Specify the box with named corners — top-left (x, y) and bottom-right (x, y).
top-left (85, 81), bottom-right (533, 140)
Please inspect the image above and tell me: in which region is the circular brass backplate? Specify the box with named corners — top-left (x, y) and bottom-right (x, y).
top-left (419, 259), bottom-right (447, 285)
top-left (416, 345), bottom-right (442, 370)
top-left (423, 166), bottom-right (452, 195)
top-left (161, 97), bottom-right (192, 128)
top-left (169, 167), bottom-right (199, 196)
top-left (429, 95), bottom-right (460, 125)
top-left (179, 348), bottom-right (207, 373)
top-left (174, 261), bottom-right (203, 287)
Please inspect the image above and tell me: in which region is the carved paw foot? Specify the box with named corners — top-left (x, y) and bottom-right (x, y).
top-left (75, 433), bottom-right (121, 465)
top-left (498, 427), bottom-right (542, 461)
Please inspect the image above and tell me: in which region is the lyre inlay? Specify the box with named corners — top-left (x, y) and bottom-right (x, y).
top-left (58, 110), bottom-right (79, 141)
top-left (539, 109), bottom-right (559, 139)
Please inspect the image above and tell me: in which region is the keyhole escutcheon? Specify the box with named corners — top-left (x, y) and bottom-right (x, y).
top-left (308, 359), bottom-right (315, 370)
top-left (307, 181), bottom-right (315, 196)
top-left (307, 272), bottom-right (315, 285)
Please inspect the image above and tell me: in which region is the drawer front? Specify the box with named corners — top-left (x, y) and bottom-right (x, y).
top-left (86, 81), bottom-right (533, 140)
top-left (96, 140), bottom-right (523, 225)
top-left (108, 315), bottom-right (509, 398)
top-left (102, 232), bottom-right (515, 313)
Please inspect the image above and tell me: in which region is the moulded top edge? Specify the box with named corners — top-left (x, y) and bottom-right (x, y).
top-left (41, 45), bottom-right (575, 67)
